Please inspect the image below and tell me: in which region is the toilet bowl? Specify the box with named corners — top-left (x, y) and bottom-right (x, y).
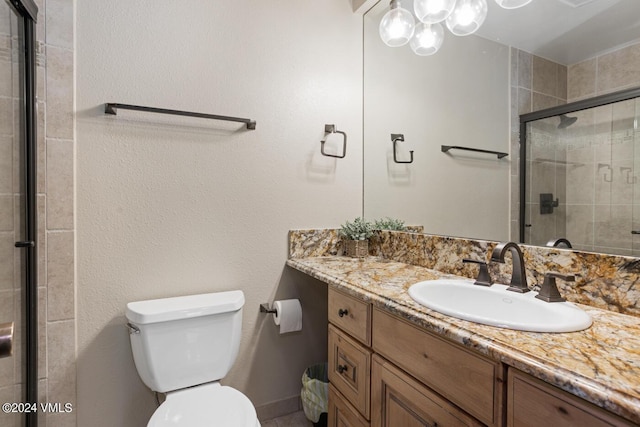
top-left (149, 383), bottom-right (259, 427)
top-left (126, 290), bottom-right (260, 427)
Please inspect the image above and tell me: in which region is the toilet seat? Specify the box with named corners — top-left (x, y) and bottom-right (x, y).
top-left (148, 383), bottom-right (260, 427)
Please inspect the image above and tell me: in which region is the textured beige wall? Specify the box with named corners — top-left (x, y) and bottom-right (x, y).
top-left (76, 1), bottom-right (361, 426)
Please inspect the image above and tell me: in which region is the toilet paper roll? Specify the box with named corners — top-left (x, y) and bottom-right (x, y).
top-left (273, 299), bottom-right (302, 334)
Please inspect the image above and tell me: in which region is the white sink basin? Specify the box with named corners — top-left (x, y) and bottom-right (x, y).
top-left (408, 279), bottom-right (592, 333)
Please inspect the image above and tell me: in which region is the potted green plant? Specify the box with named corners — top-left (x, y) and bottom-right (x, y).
top-left (373, 217), bottom-right (407, 231)
top-left (338, 217), bottom-right (374, 258)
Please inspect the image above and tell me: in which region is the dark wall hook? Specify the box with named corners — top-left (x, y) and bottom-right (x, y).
top-left (392, 134), bottom-right (414, 164)
top-left (321, 124), bottom-right (347, 158)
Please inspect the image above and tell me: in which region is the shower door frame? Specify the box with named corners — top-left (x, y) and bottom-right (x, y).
top-left (519, 86), bottom-right (640, 243)
top-left (7, 0), bottom-right (39, 426)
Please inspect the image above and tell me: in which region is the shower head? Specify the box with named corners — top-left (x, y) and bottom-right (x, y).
top-left (558, 114), bottom-right (577, 129)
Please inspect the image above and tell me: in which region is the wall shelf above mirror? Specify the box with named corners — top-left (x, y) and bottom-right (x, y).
top-left (363, 0), bottom-right (640, 257)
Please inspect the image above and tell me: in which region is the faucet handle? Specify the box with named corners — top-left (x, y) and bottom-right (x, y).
top-left (535, 272), bottom-right (575, 303)
top-left (462, 258), bottom-right (493, 287)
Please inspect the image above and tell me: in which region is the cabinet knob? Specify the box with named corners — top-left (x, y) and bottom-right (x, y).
top-left (337, 365), bottom-right (348, 374)
top-left (338, 309), bottom-right (349, 317)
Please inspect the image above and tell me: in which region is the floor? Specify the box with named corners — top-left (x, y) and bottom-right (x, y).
top-left (262, 410), bottom-right (314, 427)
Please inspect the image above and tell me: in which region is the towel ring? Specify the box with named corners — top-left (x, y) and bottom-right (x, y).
top-left (321, 124), bottom-right (347, 158)
top-left (392, 134), bottom-right (413, 164)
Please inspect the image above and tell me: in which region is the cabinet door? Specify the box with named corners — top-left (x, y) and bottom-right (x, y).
top-left (371, 355), bottom-right (483, 427)
top-left (329, 324), bottom-right (371, 419)
top-left (507, 369), bottom-right (635, 427)
top-left (372, 308), bottom-right (502, 426)
top-left (329, 386), bottom-right (370, 427)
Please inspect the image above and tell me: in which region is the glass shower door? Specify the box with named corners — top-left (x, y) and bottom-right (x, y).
top-left (0, 1), bottom-right (25, 425)
top-left (633, 98), bottom-right (640, 256)
top-left (522, 91), bottom-right (640, 256)
top-left (0, 0), bottom-right (38, 425)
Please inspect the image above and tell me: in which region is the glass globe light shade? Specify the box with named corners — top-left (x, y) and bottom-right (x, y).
top-left (379, 0), bottom-right (416, 47)
top-left (445, 0), bottom-right (488, 36)
top-left (413, 0), bottom-right (457, 24)
top-left (410, 22), bottom-right (444, 56)
top-left (494, 0), bottom-right (532, 8)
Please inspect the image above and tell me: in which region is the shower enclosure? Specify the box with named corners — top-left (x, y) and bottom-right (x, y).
top-left (0, 0), bottom-right (38, 426)
top-left (520, 87), bottom-right (640, 256)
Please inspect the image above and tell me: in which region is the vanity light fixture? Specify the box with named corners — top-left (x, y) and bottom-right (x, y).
top-left (494, 0), bottom-right (533, 8)
top-left (379, 0), bottom-right (415, 47)
top-left (410, 22), bottom-right (445, 56)
top-left (380, 0), bottom-right (534, 55)
top-left (414, 0), bottom-right (457, 24)
top-left (445, 0), bottom-right (488, 36)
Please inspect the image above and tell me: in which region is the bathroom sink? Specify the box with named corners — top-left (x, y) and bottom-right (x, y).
top-left (408, 279), bottom-right (592, 333)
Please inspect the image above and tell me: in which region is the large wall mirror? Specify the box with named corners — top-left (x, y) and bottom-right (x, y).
top-left (363, 0), bottom-right (640, 256)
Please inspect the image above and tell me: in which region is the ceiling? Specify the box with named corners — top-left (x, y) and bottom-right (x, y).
top-left (368, 0), bottom-right (640, 65)
top-left (477, 0), bottom-right (640, 64)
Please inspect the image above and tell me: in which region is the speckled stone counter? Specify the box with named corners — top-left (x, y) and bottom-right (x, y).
top-left (286, 255), bottom-right (640, 424)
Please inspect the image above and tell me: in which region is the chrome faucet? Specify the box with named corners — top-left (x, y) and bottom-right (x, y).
top-left (490, 242), bottom-right (529, 293)
top-left (546, 238), bottom-right (572, 248)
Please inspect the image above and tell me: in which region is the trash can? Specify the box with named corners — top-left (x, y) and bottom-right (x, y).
top-left (301, 363), bottom-right (328, 427)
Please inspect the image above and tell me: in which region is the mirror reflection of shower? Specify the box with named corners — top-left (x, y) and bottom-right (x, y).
top-left (521, 87), bottom-right (640, 256)
top-left (558, 114), bottom-right (577, 129)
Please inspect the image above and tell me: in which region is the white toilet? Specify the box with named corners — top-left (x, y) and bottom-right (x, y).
top-left (126, 290), bottom-right (260, 427)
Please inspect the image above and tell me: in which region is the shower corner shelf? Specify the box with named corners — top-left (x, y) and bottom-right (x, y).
top-left (441, 145), bottom-right (508, 159)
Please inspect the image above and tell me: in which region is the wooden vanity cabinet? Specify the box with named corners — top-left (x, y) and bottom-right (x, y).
top-left (326, 286), bottom-right (635, 427)
top-left (328, 288), bottom-right (372, 427)
top-left (372, 308), bottom-right (504, 427)
top-left (371, 354), bottom-right (483, 427)
top-left (328, 324), bottom-right (371, 419)
top-left (507, 369), bottom-right (635, 427)
top-left (328, 288), bottom-right (499, 427)
top-left (328, 287), bottom-right (372, 346)
top-left (329, 385), bottom-right (370, 427)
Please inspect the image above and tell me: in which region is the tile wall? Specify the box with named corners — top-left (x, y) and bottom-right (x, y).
top-left (509, 48), bottom-right (568, 241)
top-left (0, 0), bottom-right (79, 426)
top-left (38, 0), bottom-right (76, 424)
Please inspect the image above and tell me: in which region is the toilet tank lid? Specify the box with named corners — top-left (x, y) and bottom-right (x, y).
top-left (126, 290), bottom-right (245, 324)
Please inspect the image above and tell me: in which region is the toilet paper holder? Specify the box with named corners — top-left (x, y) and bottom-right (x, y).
top-left (259, 303), bottom-right (277, 314)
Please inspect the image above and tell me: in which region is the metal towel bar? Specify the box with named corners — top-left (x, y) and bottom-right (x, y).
top-left (105, 103), bottom-right (256, 130)
top-left (441, 145), bottom-right (508, 159)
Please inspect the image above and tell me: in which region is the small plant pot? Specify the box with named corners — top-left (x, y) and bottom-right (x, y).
top-left (344, 240), bottom-right (369, 258)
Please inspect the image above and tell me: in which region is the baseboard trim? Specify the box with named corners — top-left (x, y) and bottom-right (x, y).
top-left (256, 395), bottom-right (302, 421)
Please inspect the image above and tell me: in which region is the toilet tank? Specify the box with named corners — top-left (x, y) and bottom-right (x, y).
top-left (126, 290), bottom-right (245, 393)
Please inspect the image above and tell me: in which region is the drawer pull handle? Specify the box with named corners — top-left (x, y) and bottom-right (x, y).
top-left (338, 309), bottom-right (349, 317)
top-left (337, 365), bottom-right (348, 374)
top-left (557, 406), bottom-right (568, 415)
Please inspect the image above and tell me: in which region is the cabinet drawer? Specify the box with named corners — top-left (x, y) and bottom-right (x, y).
top-left (371, 355), bottom-right (483, 427)
top-left (329, 288), bottom-right (371, 346)
top-left (372, 308), bottom-right (502, 426)
top-left (329, 385), bottom-right (370, 427)
top-left (329, 324), bottom-right (371, 419)
top-left (507, 369), bottom-right (635, 427)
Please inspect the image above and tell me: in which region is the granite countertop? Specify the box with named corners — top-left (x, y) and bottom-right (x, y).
top-left (286, 255), bottom-right (640, 424)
